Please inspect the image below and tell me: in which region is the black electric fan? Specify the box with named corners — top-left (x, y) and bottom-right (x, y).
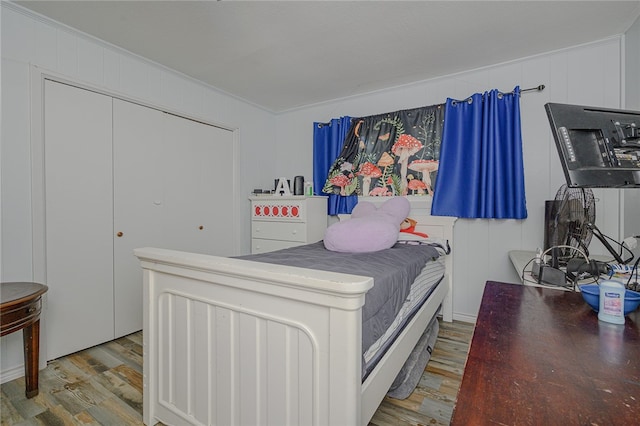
top-left (544, 185), bottom-right (595, 268)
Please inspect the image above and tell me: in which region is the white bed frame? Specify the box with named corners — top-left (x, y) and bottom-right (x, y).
top-left (135, 199), bottom-right (456, 426)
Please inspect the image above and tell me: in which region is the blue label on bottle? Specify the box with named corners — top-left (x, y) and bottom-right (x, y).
top-left (604, 292), bottom-right (621, 299)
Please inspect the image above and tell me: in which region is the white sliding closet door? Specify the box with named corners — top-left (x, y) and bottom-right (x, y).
top-left (44, 80), bottom-right (115, 360)
top-left (163, 113), bottom-right (235, 256)
top-left (112, 99), bottom-right (166, 338)
top-left (42, 79), bottom-right (236, 358)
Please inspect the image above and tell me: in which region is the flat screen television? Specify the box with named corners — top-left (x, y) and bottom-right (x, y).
top-left (545, 103), bottom-right (640, 188)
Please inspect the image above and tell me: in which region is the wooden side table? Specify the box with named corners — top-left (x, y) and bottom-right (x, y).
top-left (1, 282), bottom-right (48, 398)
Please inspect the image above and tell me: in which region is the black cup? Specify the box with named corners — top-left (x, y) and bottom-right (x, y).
top-left (293, 176), bottom-right (304, 195)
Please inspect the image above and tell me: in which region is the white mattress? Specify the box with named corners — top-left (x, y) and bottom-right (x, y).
top-left (363, 256), bottom-right (446, 373)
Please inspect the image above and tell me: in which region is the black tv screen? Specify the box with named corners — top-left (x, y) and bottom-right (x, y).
top-left (545, 103), bottom-right (640, 188)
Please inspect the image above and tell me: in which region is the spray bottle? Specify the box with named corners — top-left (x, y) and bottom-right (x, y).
top-left (598, 280), bottom-right (626, 325)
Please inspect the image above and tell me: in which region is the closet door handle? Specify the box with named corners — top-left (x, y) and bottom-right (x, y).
top-left (199, 226), bottom-right (204, 230)
top-left (116, 231), bottom-right (124, 237)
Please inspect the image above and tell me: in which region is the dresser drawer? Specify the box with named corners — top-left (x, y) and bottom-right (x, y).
top-left (252, 221), bottom-right (307, 242)
top-left (1, 298), bottom-right (42, 336)
top-left (251, 199), bottom-right (307, 222)
top-left (251, 239), bottom-right (302, 254)
top-left (249, 196), bottom-right (327, 254)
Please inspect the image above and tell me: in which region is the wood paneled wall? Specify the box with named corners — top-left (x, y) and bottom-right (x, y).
top-left (275, 37), bottom-right (630, 322)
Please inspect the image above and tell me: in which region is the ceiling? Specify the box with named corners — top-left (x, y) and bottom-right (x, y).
top-left (14, 1), bottom-right (640, 112)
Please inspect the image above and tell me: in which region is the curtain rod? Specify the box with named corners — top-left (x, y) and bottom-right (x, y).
top-left (520, 84), bottom-right (545, 93)
top-left (319, 84), bottom-right (547, 125)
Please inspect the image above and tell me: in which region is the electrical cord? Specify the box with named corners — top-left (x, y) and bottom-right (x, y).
top-left (521, 257), bottom-right (536, 285)
top-left (586, 222), bottom-right (633, 264)
top-left (521, 255), bottom-right (578, 290)
top-left (540, 245), bottom-right (593, 290)
top-left (626, 256), bottom-right (640, 291)
top-left (541, 245), bottom-right (590, 263)
top-left (600, 231), bottom-right (635, 264)
top-left (519, 244), bottom-right (622, 291)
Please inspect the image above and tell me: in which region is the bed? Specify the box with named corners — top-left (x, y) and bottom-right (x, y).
top-left (134, 197), bottom-right (456, 426)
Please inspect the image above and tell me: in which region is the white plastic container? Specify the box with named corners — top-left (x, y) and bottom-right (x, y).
top-left (598, 280), bottom-right (626, 324)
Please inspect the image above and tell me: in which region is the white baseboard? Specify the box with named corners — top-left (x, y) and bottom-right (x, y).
top-left (0, 364), bottom-right (25, 385)
top-left (453, 312), bottom-right (477, 324)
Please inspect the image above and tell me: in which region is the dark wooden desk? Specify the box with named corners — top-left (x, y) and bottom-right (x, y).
top-left (1, 282), bottom-right (48, 398)
top-left (451, 281), bottom-right (640, 425)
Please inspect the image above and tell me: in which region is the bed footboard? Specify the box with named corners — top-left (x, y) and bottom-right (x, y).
top-left (135, 247), bottom-right (374, 426)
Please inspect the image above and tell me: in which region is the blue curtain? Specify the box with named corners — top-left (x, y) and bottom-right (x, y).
top-left (313, 116), bottom-right (358, 215)
top-left (432, 86), bottom-right (527, 219)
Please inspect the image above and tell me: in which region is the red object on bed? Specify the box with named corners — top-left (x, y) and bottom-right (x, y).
top-left (400, 217), bottom-right (429, 238)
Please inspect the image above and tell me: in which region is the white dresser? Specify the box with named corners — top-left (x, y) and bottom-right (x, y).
top-left (250, 196), bottom-right (328, 254)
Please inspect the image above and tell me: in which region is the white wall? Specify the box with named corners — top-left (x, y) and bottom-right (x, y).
top-left (624, 15), bottom-right (640, 259)
top-left (627, 16), bottom-right (640, 110)
top-left (1, 3), bottom-right (276, 381)
top-left (275, 37), bottom-right (625, 322)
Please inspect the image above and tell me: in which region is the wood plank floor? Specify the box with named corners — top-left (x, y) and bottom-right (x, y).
top-left (1, 319), bottom-right (473, 426)
top-left (369, 320), bottom-right (474, 426)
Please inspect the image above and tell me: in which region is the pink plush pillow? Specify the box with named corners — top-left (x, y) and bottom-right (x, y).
top-left (324, 197), bottom-right (410, 253)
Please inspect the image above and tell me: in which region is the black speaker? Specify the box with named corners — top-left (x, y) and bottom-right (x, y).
top-left (544, 200), bottom-right (560, 250)
top-left (544, 200), bottom-right (562, 268)
top-left (293, 176), bottom-right (304, 195)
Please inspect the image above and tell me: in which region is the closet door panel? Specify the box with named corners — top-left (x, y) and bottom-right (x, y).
top-left (44, 80), bottom-right (114, 360)
top-left (162, 114), bottom-right (235, 256)
top-left (203, 125), bottom-right (235, 255)
top-left (113, 99), bottom-right (165, 337)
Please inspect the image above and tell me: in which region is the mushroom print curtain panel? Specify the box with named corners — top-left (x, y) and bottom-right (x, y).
top-left (322, 104), bottom-right (445, 200)
top-left (313, 116), bottom-right (358, 215)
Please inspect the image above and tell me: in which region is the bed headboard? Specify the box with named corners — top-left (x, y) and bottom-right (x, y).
top-left (338, 196), bottom-right (457, 321)
top-left (337, 196), bottom-right (454, 241)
